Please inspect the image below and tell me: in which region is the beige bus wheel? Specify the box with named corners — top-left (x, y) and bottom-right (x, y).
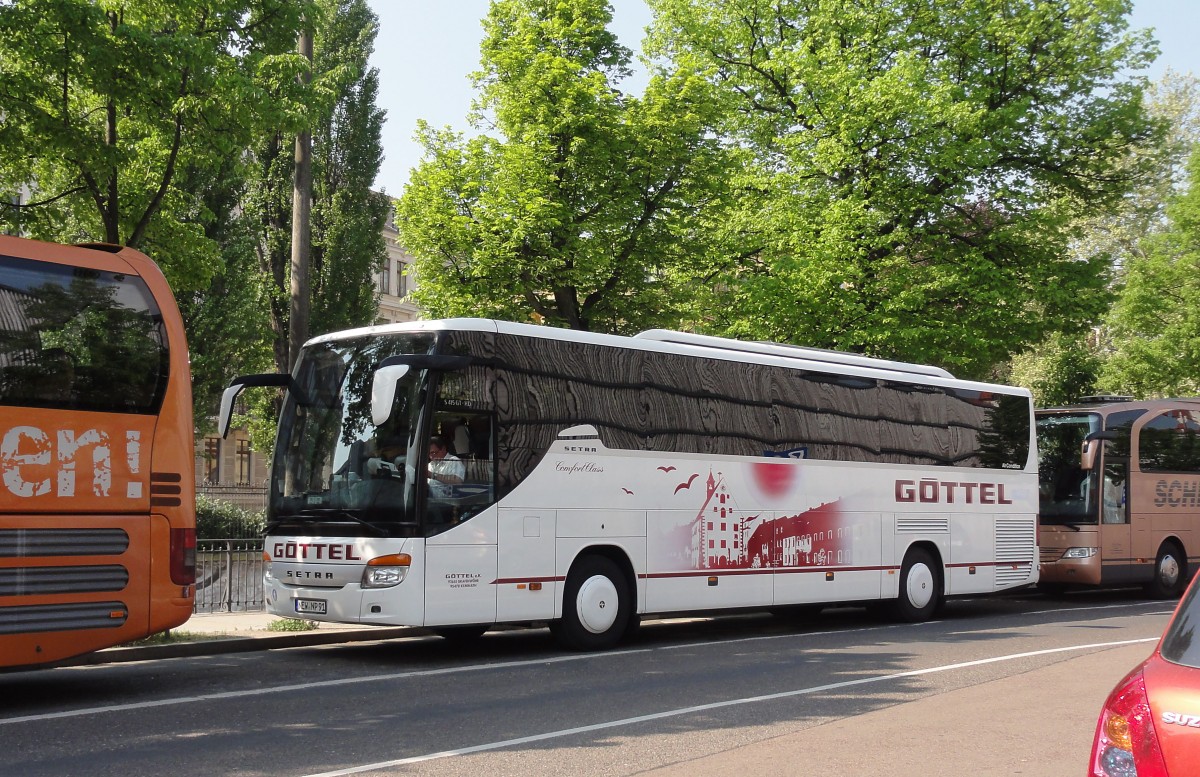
top-left (1146, 542), bottom-right (1186, 599)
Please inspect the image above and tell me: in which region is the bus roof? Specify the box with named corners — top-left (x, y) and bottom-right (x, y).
top-left (306, 318), bottom-right (1030, 397)
top-left (634, 328), bottom-right (954, 379)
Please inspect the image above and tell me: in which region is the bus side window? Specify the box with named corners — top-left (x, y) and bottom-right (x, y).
top-left (427, 411), bottom-right (495, 528)
top-left (1101, 471), bottom-right (1127, 524)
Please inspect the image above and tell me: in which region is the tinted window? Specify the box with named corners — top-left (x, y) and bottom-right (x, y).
top-left (1140, 410), bottom-right (1200, 473)
top-left (480, 332), bottom-right (1030, 489)
top-left (0, 255), bottom-right (169, 414)
top-left (1161, 578), bottom-right (1200, 668)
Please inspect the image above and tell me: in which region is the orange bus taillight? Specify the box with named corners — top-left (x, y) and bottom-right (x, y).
top-left (170, 528), bottom-right (197, 585)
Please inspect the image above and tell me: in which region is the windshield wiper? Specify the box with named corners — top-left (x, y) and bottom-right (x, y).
top-left (295, 510), bottom-right (393, 534)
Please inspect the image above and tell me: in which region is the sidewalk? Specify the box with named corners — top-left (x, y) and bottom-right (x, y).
top-left (71, 611), bottom-right (422, 666)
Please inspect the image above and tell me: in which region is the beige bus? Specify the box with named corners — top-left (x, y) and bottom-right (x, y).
top-left (1038, 397), bottom-right (1200, 597)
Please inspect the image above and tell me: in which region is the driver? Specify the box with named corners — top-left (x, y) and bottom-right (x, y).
top-left (427, 435), bottom-right (465, 498)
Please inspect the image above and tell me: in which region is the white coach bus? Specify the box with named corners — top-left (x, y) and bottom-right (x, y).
top-left (221, 319), bottom-right (1037, 649)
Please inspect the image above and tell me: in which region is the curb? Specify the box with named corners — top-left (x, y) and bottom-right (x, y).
top-left (66, 627), bottom-right (424, 667)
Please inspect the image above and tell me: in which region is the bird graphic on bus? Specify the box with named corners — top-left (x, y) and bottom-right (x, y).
top-left (674, 473), bottom-right (699, 494)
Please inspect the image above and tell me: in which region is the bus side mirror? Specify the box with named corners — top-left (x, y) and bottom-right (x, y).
top-left (371, 364), bottom-right (411, 427)
top-left (218, 383), bottom-right (245, 439)
top-left (1081, 430), bottom-right (1118, 471)
top-left (219, 373), bottom-right (305, 438)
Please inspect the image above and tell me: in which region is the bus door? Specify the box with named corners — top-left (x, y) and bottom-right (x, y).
top-left (420, 384), bottom-right (499, 627)
top-left (1098, 434), bottom-right (1133, 584)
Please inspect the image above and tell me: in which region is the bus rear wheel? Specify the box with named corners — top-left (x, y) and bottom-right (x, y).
top-left (556, 555), bottom-right (631, 651)
top-left (1146, 542), bottom-right (1186, 599)
top-left (891, 548), bottom-right (941, 622)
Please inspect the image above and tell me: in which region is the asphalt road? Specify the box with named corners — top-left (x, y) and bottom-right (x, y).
top-left (0, 591), bottom-right (1173, 777)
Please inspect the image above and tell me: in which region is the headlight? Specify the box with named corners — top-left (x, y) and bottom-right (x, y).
top-left (1061, 547), bottom-right (1098, 559)
top-left (361, 553), bottom-right (412, 589)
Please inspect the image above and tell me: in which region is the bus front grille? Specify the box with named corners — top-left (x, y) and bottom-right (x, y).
top-left (0, 529), bottom-right (130, 557)
top-left (1039, 546), bottom-right (1067, 563)
top-left (0, 602), bottom-right (128, 635)
top-left (0, 565), bottom-right (129, 596)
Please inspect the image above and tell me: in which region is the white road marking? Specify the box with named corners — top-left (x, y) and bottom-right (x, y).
top-left (0, 601), bottom-right (1163, 729)
top-left (298, 635), bottom-right (1159, 777)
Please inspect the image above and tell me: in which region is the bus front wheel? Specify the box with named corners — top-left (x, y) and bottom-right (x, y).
top-left (557, 555), bottom-right (631, 651)
top-left (891, 548), bottom-right (942, 622)
top-left (1146, 542), bottom-right (1186, 599)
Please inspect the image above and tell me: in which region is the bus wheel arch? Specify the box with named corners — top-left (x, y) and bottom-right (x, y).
top-left (891, 544), bottom-right (943, 622)
top-left (556, 548), bottom-right (635, 651)
top-left (1147, 539), bottom-right (1187, 599)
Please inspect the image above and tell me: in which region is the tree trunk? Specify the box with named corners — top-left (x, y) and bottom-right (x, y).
top-left (288, 26), bottom-right (314, 371)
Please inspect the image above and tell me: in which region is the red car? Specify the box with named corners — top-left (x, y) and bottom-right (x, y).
top-left (1090, 578), bottom-right (1200, 776)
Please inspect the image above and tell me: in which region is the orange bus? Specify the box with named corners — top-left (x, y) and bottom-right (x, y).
top-left (0, 235), bottom-right (195, 668)
top-left (1038, 397), bottom-right (1200, 597)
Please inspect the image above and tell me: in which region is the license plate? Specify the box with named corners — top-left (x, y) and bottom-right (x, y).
top-left (295, 598), bottom-right (327, 615)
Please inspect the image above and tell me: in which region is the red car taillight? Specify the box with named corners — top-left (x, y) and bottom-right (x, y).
top-left (170, 528), bottom-right (197, 585)
top-left (1090, 668), bottom-right (1170, 777)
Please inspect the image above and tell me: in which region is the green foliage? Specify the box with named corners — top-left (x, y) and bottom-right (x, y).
top-left (195, 495), bottom-right (265, 540)
top-left (397, 0), bottom-right (737, 333)
top-left (267, 618), bottom-right (319, 632)
top-left (1008, 333), bottom-right (1101, 407)
top-left (250, 0), bottom-right (389, 376)
top-left (1073, 71), bottom-right (1200, 278)
top-left (0, 0), bottom-right (312, 262)
top-left (1102, 149), bottom-right (1200, 398)
top-left (121, 630), bottom-right (211, 646)
top-left (308, 0), bottom-right (390, 337)
top-left (175, 157), bottom-right (276, 434)
top-left (648, 0), bottom-right (1160, 377)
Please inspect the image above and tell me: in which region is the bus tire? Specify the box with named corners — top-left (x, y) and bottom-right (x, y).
top-left (557, 555), bottom-right (631, 651)
top-left (1146, 541), bottom-right (1186, 599)
top-left (891, 547), bottom-right (941, 622)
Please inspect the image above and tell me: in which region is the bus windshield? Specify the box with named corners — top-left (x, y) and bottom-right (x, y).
top-left (269, 333), bottom-right (434, 534)
top-left (1037, 412), bottom-right (1101, 524)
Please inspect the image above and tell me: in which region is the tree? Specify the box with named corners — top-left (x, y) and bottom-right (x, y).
top-left (999, 71), bottom-right (1200, 401)
top-left (397, 0), bottom-right (736, 334)
top-left (174, 157), bottom-right (274, 434)
top-left (1101, 149), bottom-right (1200, 398)
top-left (1070, 70), bottom-right (1200, 283)
top-left (251, 0), bottom-right (389, 376)
top-left (0, 0), bottom-right (310, 288)
top-left (648, 0), bottom-right (1161, 378)
top-left (307, 0), bottom-right (389, 338)
top-left (1008, 333), bottom-right (1101, 407)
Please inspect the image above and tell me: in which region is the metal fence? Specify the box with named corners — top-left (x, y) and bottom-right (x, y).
top-left (195, 539), bottom-right (266, 613)
top-left (193, 483), bottom-right (269, 612)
